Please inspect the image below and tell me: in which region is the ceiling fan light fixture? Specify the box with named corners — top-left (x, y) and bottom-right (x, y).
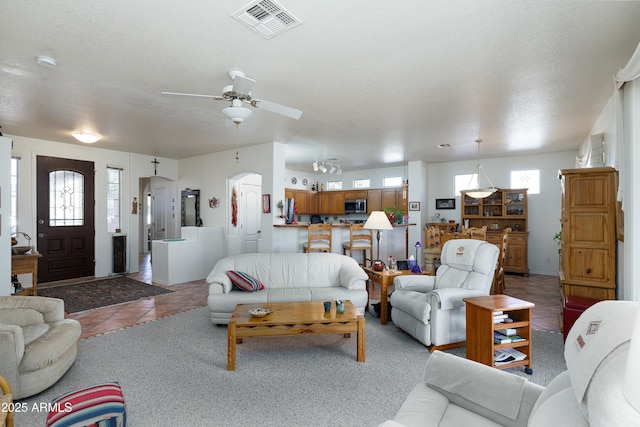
top-left (222, 105), bottom-right (252, 124)
top-left (72, 132), bottom-right (100, 143)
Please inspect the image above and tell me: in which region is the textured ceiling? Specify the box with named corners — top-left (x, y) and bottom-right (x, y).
top-left (2, 1), bottom-right (640, 172)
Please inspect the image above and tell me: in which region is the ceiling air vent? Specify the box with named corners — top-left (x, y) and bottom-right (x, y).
top-left (232, 0), bottom-right (301, 39)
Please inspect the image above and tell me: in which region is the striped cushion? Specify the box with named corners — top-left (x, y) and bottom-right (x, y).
top-left (226, 270), bottom-right (265, 292)
top-left (46, 382), bottom-right (127, 427)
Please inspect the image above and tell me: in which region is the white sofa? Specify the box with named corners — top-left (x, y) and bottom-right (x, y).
top-left (382, 300), bottom-right (640, 427)
top-left (206, 252), bottom-right (369, 324)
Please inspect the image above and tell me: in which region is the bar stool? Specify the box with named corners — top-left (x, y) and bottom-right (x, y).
top-left (303, 223), bottom-right (332, 253)
top-left (342, 223), bottom-right (372, 266)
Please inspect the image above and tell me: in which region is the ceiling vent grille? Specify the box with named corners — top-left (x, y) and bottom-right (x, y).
top-left (232, 0), bottom-right (301, 39)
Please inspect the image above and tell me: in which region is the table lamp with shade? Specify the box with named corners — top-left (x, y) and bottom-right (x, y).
top-left (363, 211), bottom-right (394, 271)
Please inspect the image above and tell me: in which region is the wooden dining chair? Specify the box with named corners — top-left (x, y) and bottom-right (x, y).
top-left (424, 226), bottom-right (443, 251)
top-left (440, 231), bottom-right (470, 245)
top-left (462, 226), bottom-right (487, 240)
top-left (303, 223), bottom-right (333, 253)
top-left (491, 227), bottom-right (511, 294)
top-left (342, 223), bottom-right (372, 266)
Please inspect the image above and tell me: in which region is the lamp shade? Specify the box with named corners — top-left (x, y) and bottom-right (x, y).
top-left (363, 211), bottom-right (393, 231)
top-left (624, 306), bottom-right (640, 412)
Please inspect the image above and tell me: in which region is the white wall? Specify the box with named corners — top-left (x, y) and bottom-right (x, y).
top-left (177, 141), bottom-right (284, 257)
top-left (10, 135), bottom-right (177, 277)
top-left (0, 137), bottom-right (12, 295)
top-left (622, 79), bottom-right (640, 301)
top-left (427, 150), bottom-right (577, 276)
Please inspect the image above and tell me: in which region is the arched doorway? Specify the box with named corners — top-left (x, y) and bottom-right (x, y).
top-left (228, 173), bottom-right (262, 255)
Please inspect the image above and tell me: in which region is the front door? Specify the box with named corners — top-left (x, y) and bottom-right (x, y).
top-left (36, 156), bottom-right (95, 283)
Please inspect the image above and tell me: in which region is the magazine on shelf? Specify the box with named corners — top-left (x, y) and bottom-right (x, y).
top-left (494, 332), bottom-right (511, 344)
top-left (494, 332), bottom-right (526, 343)
top-left (494, 316), bottom-right (512, 324)
top-left (494, 348), bottom-right (527, 365)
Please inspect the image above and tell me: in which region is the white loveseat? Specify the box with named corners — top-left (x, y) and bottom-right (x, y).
top-left (206, 252), bottom-right (369, 324)
top-left (382, 300), bottom-right (640, 427)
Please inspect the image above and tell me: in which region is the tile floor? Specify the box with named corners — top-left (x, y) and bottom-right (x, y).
top-left (55, 254), bottom-right (562, 339)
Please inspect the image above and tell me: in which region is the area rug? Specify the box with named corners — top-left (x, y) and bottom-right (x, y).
top-left (37, 277), bottom-right (174, 313)
top-left (15, 307), bottom-right (566, 426)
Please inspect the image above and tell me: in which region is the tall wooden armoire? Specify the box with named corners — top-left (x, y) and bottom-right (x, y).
top-left (558, 167), bottom-right (617, 300)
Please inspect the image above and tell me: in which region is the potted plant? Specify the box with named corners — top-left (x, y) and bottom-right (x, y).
top-left (553, 219), bottom-right (562, 246)
top-left (384, 205), bottom-right (405, 224)
top-left (276, 200), bottom-right (285, 219)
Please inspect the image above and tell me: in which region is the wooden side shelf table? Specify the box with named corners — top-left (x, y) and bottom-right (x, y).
top-left (463, 294), bottom-right (535, 374)
top-left (11, 252), bottom-right (43, 296)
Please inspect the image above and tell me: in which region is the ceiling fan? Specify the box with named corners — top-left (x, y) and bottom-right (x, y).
top-left (162, 70), bottom-right (303, 124)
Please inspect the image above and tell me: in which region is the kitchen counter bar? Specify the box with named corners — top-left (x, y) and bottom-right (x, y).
top-left (273, 223), bottom-right (417, 259)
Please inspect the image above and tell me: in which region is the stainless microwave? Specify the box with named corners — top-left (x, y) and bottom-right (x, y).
top-left (344, 199), bottom-right (367, 214)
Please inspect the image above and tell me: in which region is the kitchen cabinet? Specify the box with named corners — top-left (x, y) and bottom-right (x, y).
top-left (318, 191), bottom-right (344, 214)
top-left (367, 189), bottom-right (382, 213)
top-left (344, 190), bottom-right (367, 200)
top-left (558, 167), bottom-right (617, 300)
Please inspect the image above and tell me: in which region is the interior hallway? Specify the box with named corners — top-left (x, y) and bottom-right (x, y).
top-left (64, 253), bottom-right (562, 339)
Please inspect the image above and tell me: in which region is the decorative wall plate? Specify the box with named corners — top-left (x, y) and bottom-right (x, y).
top-left (302, 178), bottom-right (308, 185)
top-left (291, 177), bottom-right (297, 184)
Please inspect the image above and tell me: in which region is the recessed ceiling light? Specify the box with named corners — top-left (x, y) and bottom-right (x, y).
top-left (36, 55), bottom-right (57, 68)
top-left (72, 132), bottom-right (100, 143)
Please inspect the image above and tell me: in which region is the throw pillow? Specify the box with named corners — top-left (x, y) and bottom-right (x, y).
top-left (226, 271), bottom-right (265, 292)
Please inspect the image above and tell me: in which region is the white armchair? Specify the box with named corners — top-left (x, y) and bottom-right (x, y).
top-left (382, 300), bottom-right (640, 427)
top-left (0, 296), bottom-right (81, 399)
top-left (390, 239), bottom-right (499, 349)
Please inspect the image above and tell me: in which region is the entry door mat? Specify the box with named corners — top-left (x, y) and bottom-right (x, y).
top-left (38, 277), bottom-right (174, 313)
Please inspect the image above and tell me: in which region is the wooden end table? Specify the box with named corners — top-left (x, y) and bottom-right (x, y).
top-left (11, 252), bottom-right (43, 296)
top-left (464, 295), bottom-right (535, 374)
top-left (227, 300), bottom-right (365, 371)
top-left (363, 267), bottom-right (431, 325)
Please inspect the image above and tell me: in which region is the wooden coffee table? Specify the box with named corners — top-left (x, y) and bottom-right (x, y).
top-left (227, 301), bottom-right (365, 371)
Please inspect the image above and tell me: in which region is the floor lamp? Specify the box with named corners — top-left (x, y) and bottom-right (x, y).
top-left (364, 211), bottom-right (394, 271)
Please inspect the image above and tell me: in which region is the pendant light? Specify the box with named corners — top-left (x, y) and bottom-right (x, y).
top-left (463, 139), bottom-right (497, 199)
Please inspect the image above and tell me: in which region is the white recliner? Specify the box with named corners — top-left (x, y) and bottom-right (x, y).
top-left (390, 239), bottom-right (499, 349)
top-left (382, 300), bottom-right (640, 427)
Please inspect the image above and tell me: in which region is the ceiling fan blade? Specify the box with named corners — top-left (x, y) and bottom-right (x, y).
top-left (161, 91), bottom-right (224, 100)
top-left (253, 99), bottom-right (303, 120)
top-left (231, 75), bottom-right (256, 96)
